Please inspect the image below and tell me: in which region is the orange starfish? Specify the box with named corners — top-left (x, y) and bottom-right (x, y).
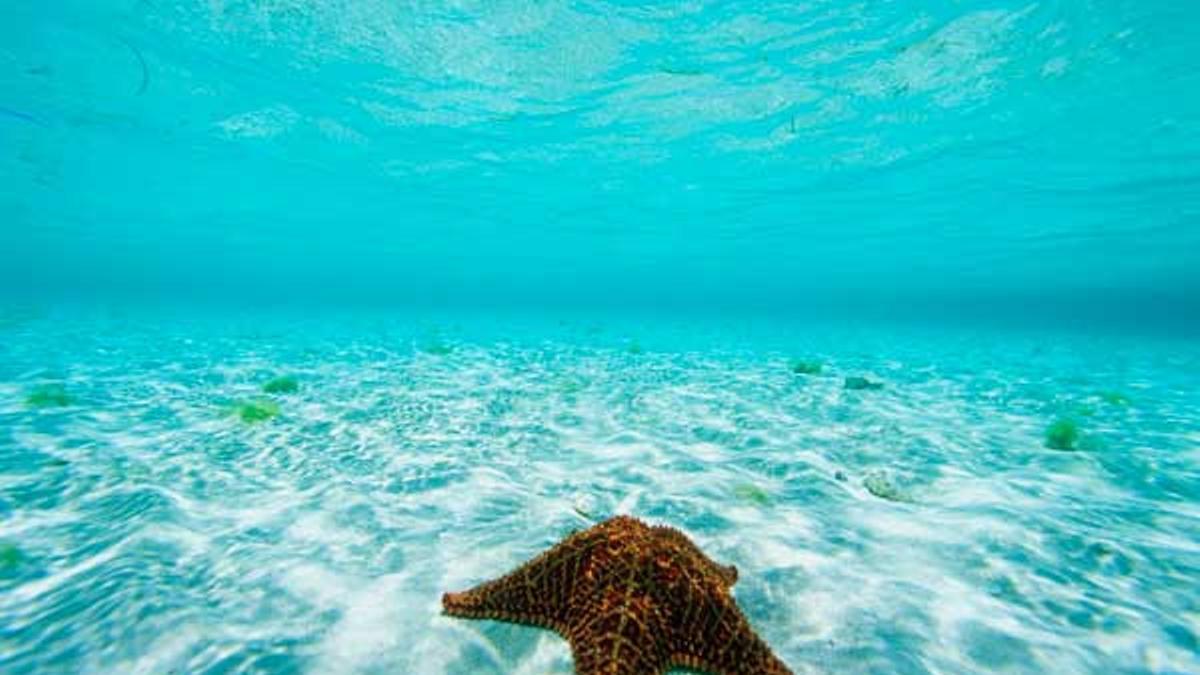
top-left (442, 515), bottom-right (793, 674)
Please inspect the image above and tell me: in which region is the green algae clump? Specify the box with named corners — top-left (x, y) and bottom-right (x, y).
top-left (0, 543), bottom-right (24, 575)
top-left (733, 483), bottom-right (772, 506)
top-left (863, 471), bottom-right (911, 503)
top-left (262, 375), bottom-right (299, 394)
top-left (233, 399), bottom-right (280, 424)
top-left (420, 337), bottom-right (452, 355)
top-left (559, 377), bottom-right (589, 395)
top-left (25, 384), bottom-right (72, 408)
top-left (1098, 390), bottom-right (1131, 406)
top-left (790, 360), bottom-right (823, 375)
top-left (1045, 418), bottom-right (1080, 451)
top-left (844, 376), bottom-right (884, 391)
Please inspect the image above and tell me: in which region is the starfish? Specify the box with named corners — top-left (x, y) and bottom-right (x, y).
top-left (442, 515), bottom-right (793, 675)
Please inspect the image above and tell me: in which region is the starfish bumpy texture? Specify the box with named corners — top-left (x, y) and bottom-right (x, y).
top-left (442, 515), bottom-right (793, 674)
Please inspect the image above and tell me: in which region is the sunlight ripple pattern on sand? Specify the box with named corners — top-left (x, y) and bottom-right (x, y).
top-left (0, 308), bottom-right (1198, 673)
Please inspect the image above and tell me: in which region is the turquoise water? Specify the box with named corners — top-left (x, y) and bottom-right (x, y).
top-left (3, 2), bottom-right (1200, 674)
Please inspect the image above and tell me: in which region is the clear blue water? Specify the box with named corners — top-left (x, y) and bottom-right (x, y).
top-left (2, 2), bottom-right (1199, 674)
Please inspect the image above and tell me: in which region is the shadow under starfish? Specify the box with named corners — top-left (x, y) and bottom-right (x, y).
top-left (442, 515), bottom-right (793, 675)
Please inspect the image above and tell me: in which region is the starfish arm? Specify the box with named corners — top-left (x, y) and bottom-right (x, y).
top-left (569, 633), bottom-right (669, 675)
top-left (668, 606), bottom-right (793, 675)
top-left (567, 587), bottom-right (671, 675)
top-left (442, 529), bottom-right (598, 633)
top-left (651, 525), bottom-right (738, 588)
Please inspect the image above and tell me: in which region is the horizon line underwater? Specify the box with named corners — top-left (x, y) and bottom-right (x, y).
top-left (2, 1), bottom-right (1199, 674)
